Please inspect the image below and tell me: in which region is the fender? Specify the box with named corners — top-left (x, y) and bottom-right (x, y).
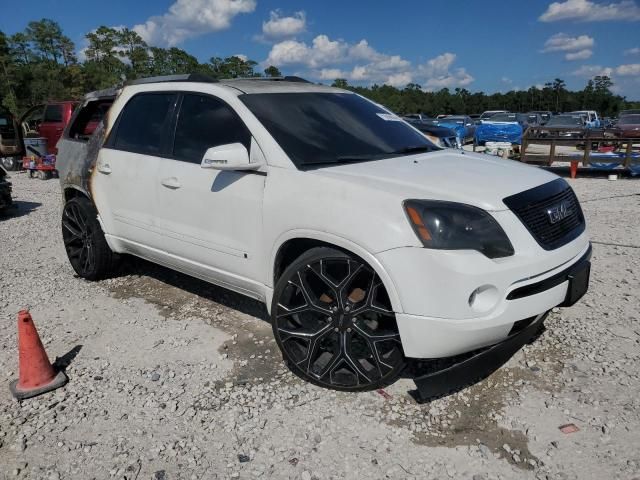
top-left (266, 229), bottom-right (404, 315)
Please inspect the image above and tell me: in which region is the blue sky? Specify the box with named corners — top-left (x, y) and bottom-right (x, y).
top-left (1, 0), bottom-right (640, 98)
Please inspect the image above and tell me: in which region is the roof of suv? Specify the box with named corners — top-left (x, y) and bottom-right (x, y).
top-left (124, 74), bottom-right (342, 95)
top-left (219, 78), bottom-right (339, 94)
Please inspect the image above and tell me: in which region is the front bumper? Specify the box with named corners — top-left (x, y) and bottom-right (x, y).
top-left (376, 238), bottom-right (591, 358)
top-left (412, 312), bottom-right (547, 402)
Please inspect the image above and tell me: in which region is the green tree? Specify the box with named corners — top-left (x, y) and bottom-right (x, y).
top-left (264, 65), bottom-right (282, 77)
top-left (331, 78), bottom-right (349, 89)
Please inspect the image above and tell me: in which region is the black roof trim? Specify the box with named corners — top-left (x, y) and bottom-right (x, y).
top-left (127, 73), bottom-right (218, 86)
top-left (223, 75), bottom-right (312, 84)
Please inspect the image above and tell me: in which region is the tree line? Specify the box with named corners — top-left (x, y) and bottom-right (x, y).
top-left (333, 77), bottom-right (639, 118)
top-left (1, 19), bottom-right (638, 118)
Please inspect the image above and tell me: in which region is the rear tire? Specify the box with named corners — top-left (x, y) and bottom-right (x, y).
top-left (61, 197), bottom-right (118, 280)
top-left (271, 247), bottom-right (405, 391)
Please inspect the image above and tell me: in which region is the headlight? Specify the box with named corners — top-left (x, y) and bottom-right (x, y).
top-left (403, 200), bottom-right (514, 258)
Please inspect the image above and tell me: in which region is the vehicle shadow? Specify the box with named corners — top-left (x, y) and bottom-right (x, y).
top-left (117, 256), bottom-right (270, 321)
top-left (0, 201), bottom-right (42, 219)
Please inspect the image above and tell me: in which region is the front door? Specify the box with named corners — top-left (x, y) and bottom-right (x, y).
top-left (155, 93), bottom-right (265, 292)
top-left (92, 92), bottom-right (177, 256)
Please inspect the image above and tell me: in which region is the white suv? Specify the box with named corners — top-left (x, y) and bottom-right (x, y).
top-left (57, 75), bottom-right (591, 395)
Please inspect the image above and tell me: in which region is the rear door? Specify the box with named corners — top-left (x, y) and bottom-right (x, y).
top-left (92, 92), bottom-right (177, 256)
top-left (38, 104), bottom-right (65, 153)
top-left (154, 92), bottom-right (265, 289)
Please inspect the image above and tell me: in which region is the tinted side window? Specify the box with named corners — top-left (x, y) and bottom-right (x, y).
top-left (43, 105), bottom-right (63, 123)
top-left (113, 93), bottom-right (176, 156)
top-left (173, 94), bottom-right (251, 164)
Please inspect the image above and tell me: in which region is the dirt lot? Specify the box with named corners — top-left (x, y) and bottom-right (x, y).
top-left (1, 170), bottom-right (639, 480)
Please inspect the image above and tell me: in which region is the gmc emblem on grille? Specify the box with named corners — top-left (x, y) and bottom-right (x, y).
top-left (546, 200), bottom-right (573, 224)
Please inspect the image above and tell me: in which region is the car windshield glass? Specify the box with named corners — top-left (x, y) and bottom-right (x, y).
top-left (547, 116), bottom-right (583, 126)
top-left (487, 114), bottom-right (516, 122)
top-left (618, 115), bottom-right (640, 125)
top-left (441, 117), bottom-right (464, 124)
top-left (240, 92), bottom-right (436, 168)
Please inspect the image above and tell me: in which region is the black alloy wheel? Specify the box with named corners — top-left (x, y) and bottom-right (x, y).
top-left (62, 197), bottom-right (117, 280)
top-left (272, 247), bottom-right (405, 391)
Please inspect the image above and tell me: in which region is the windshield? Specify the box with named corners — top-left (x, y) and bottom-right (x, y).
top-left (480, 111), bottom-right (503, 119)
top-left (618, 115), bottom-right (640, 125)
top-left (487, 113), bottom-right (517, 123)
top-left (440, 117), bottom-right (464, 124)
top-left (547, 116), bottom-right (583, 127)
top-left (240, 92), bottom-right (436, 168)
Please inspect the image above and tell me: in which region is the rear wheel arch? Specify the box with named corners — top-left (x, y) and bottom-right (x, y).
top-left (271, 233), bottom-right (403, 314)
top-left (63, 186), bottom-right (91, 204)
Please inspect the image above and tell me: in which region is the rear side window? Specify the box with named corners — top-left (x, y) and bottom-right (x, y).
top-left (172, 94), bottom-right (251, 163)
top-left (43, 105), bottom-right (63, 123)
top-left (68, 99), bottom-right (114, 141)
top-left (112, 93), bottom-right (176, 156)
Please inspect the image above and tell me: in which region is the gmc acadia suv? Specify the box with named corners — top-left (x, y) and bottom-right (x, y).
top-left (57, 75), bottom-right (591, 394)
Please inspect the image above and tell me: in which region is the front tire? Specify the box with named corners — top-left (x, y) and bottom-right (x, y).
top-left (271, 247), bottom-right (405, 391)
top-left (61, 197), bottom-right (118, 280)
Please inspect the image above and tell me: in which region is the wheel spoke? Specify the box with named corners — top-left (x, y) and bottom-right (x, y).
top-left (341, 332), bottom-right (373, 384)
top-left (62, 218), bottom-right (83, 239)
top-left (291, 271), bottom-right (333, 314)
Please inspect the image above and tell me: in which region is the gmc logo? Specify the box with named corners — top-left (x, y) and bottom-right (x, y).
top-left (547, 201), bottom-right (573, 224)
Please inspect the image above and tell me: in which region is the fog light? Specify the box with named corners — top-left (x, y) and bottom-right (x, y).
top-left (468, 285), bottom-right (499, 313)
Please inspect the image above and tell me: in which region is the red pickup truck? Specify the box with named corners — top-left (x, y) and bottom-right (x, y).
top-left (21, 101), bottom-right (78, 155)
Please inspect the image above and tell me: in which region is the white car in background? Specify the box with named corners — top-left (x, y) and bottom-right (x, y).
top-left (57, 75), bottom-right (591, 397)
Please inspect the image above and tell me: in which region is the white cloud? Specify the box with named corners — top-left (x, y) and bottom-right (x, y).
top-left (133, 0), bottom-right (256, 47)
top-left (565, 49), bottom-right (593, 60)
top-left (572, 64), bottom-right (614, 76)
top-left (539, 0), bottom-right (640, 22)
top-left (233, 53), bottom-right (248, 61)
top-left (616, 63), bottom-right (640, 75)
top-left (624, 47), bottom-right (640, 55)
top-left (319, 68), bottom-right (347, 80)
top-left (543, 33), bottom-right (594, 52)
top-left (262, 10), bottom-right (306, 40)
top-left (573, 62), bottom-right (640, 77)
top-left (265, 35), bottom-right (473, 89)
top-left (418, 53), bottom-right (474, 90)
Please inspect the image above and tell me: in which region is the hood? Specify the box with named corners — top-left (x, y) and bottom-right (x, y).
top-left (308, 150), bottom-right (558, 212)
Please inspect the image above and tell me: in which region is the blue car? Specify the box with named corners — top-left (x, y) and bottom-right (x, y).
top-left (437, 115), bottom-right (476, 144)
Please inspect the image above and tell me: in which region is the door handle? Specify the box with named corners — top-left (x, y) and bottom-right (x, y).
top-left (161, 177), bottom-right (181, 189)
top-left (97, 162), bottom-right (112, 174)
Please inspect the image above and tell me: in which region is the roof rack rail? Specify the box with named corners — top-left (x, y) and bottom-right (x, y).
top-left (127, 73), bottom-right (218, 86)
top-left (223, 75), bottom-right (312, 83)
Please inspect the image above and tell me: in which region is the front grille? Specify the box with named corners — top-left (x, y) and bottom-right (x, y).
top-left (503, 178), bottom-right (585, 250)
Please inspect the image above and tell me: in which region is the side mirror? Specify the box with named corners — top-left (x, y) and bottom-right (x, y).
top-left (201, 143), bottom-right (258, 171)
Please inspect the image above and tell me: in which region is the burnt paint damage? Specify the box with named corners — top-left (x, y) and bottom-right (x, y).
top-left (56, 87), bottom-right (121, 202)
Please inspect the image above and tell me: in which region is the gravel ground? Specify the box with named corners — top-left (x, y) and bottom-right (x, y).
top-left (0, 170), bottom-right (639, 480)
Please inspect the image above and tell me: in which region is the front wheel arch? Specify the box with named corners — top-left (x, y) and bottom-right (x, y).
top-left (269, 232), bottom-right (403, 315)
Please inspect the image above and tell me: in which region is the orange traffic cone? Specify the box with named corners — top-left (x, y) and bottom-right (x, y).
top-left (570, 161), bottom-right (578, 179)
top-left (9, 310), bottom-right (67, 400)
